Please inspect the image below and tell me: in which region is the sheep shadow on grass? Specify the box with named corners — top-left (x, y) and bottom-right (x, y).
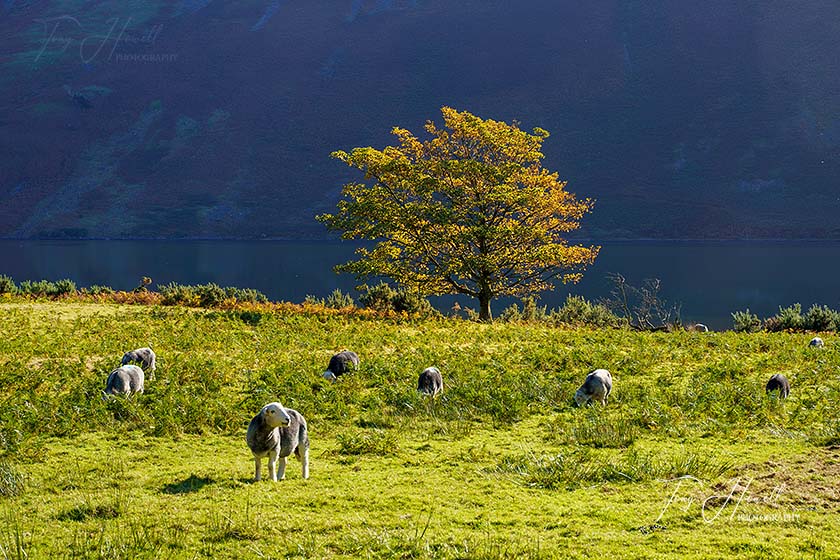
top-left (162, 474), bottom-right (215, 494)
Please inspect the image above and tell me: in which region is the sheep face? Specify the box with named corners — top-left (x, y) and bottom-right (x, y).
top-left (261, 402), bottom-right (291, 428)
top-left (322, 371), bottom-right (337, 382)
top-left (573, 388), bottom-right (590, 407)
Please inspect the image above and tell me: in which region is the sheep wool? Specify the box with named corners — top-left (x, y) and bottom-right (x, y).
top-left (246, 402), bottom-right (310, 481)
top-left (574, 369), bottom-right (613, 406)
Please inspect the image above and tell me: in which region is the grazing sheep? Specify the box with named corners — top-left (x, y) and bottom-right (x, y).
top-left (809, 336), bottom-right (825, 348)
top-left (121, 347), bottom-right (156, 380)
top-left (103, 365), bottom-right (144, 398)
top-left (574, 369), bottom-right (613, 406)
top-left (693, 323), bottom-right (709, 333)
top-left (246, 402), bottom-right (310, 482)
top-left (765, 374), bottom-right (790, 399)
top-left (322, 350), bottom-right (360, 381)
top-left (417, 366), bottom-right (443, 397)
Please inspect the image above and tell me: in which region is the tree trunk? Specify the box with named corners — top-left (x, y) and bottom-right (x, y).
top-left (478, 295), bottom-right (492, 322)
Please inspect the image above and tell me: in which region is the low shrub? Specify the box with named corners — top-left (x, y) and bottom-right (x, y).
top-left (358, 282), bottom-right (436, 316)
top-left (53, 279), bottom-right (77, 296)
top-left (803, 304), bottom-right (839, 332)
top-left (499, 296), bottom-right (547, 322)
top-left (18, 280), bottom-right (54, 297)
top-left (731, 309), bottom-right (762, 333)
top-left (224, 286), bottom-right (268, 304)
top-left (0, 275), bottom-right (16, 294)
top-left (81, 284), bottom-right (115, 296)
top-left (17, 279), bottom-right (76, 297)
top-left (160, 282), bottom-right (267, 307)
top-left (551, 295), bottom-right (622, 328)
top-left (159, 282), bottom-right (198, 306)
top-left (766, 304), bottom-right (804, 332)
top-left (195, 283), bottom-right (227, 307)
top-left (306, 289), bottom-right (355, 309)
top-left (499, 295), bottom-right (621, 328)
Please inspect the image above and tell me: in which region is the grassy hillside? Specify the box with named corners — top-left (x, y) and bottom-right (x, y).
top-left (1, 301), bottom-right (839, 558)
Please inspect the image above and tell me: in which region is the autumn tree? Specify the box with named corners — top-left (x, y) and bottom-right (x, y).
top-left (318, 107), bottom-right (599, 321)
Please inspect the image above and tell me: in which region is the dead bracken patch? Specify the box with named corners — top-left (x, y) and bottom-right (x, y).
top-left (727, 449), bottom-right (840, 510)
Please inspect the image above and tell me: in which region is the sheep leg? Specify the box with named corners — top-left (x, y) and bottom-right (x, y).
top-left (276, 455), bottom-right (287, 481)
top-left (301, 448), bottom-right (310, 480)
top-left (254, 457), bottom-right (262, 482)
top-left (268, 449), bottom-right (279, 482)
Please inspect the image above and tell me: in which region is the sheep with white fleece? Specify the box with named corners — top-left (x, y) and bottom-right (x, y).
top-left (246, 402), bottom-right (310, 481)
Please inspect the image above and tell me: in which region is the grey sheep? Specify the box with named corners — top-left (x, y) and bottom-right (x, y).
top-left (574, 369), bottom-right (613, 406)
top-left (121, 347), bottom-right (156, 380)
top-left (809, 336), bottom-right (825, 348)
top-left (246, 402), bottom-right (310, 481)
top-left (417, 366), bottom-right (443, 397)
top-left (103, 365), bottom-right (145, 398)
top-left (765, 374), bottom-right (790, 399)
top-left (322, 350), bottom-right (359, 381)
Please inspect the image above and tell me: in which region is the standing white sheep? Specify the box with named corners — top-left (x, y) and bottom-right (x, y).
top-left (103, 365), bottom-right (145, 398)
top-left (417, 366), bottom-right (443, 397)
top-left (121, 347), bottom-right (156, 380)
top-left (574, 369), bottom-right (613, 406)
top-left (246, 402), bottom-right (310, 482)
top-left (322, 350), bottom-right (360, 381)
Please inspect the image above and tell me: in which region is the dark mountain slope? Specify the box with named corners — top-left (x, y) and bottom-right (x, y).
top-left (1, 1), bottom-right (838, 239)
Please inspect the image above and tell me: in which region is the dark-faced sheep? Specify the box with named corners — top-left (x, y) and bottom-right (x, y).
top-left (246, 402), bottom-right (310, 481)
top-left (765, 374), bottom-right (790, 399)
top-left (103, 365), bottom-right (144, 398)
top-left (809, 337), bottom-right (825, 348)
top-left (574, 369), bottom-right (613, 406)
top-left (417, 366), bottom-right (443, 397)
top-left (693, 323), bottom-right (709, 333)
top-left (121, 347), bottom-right (156, 380)
top-left (322, 350), bottom-right (359, 381)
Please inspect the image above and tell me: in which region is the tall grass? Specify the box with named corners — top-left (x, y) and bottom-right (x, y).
top-left (492, 447), bottom-right (733, 489)
top-left (1, 303), bottom-right (838, 459)
top-left (335, 428), bottom-right (399, 456)
top-left (547, 410), bottom-right (639, 448)
top-left (0, 510), bottom-right (35, 560)
top-left (0, 463), bottom-right (25, 498)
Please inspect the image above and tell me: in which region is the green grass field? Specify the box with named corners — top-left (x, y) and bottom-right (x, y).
top-left (1, 301), bottom-right (839, 559)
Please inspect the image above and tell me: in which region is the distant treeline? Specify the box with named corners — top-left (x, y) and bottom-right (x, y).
top-left (1, 274), bottom-right (838, 333)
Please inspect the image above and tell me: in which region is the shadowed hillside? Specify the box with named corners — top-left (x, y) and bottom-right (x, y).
top-left (1, 1), bottom-right (839, 239)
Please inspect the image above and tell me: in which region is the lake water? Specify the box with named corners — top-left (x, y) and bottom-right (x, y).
top-left (1, 240), bottom-right (839, 330)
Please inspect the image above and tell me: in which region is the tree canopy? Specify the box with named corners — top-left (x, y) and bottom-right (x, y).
top-left (318, 107), bottom-right (599, 320)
